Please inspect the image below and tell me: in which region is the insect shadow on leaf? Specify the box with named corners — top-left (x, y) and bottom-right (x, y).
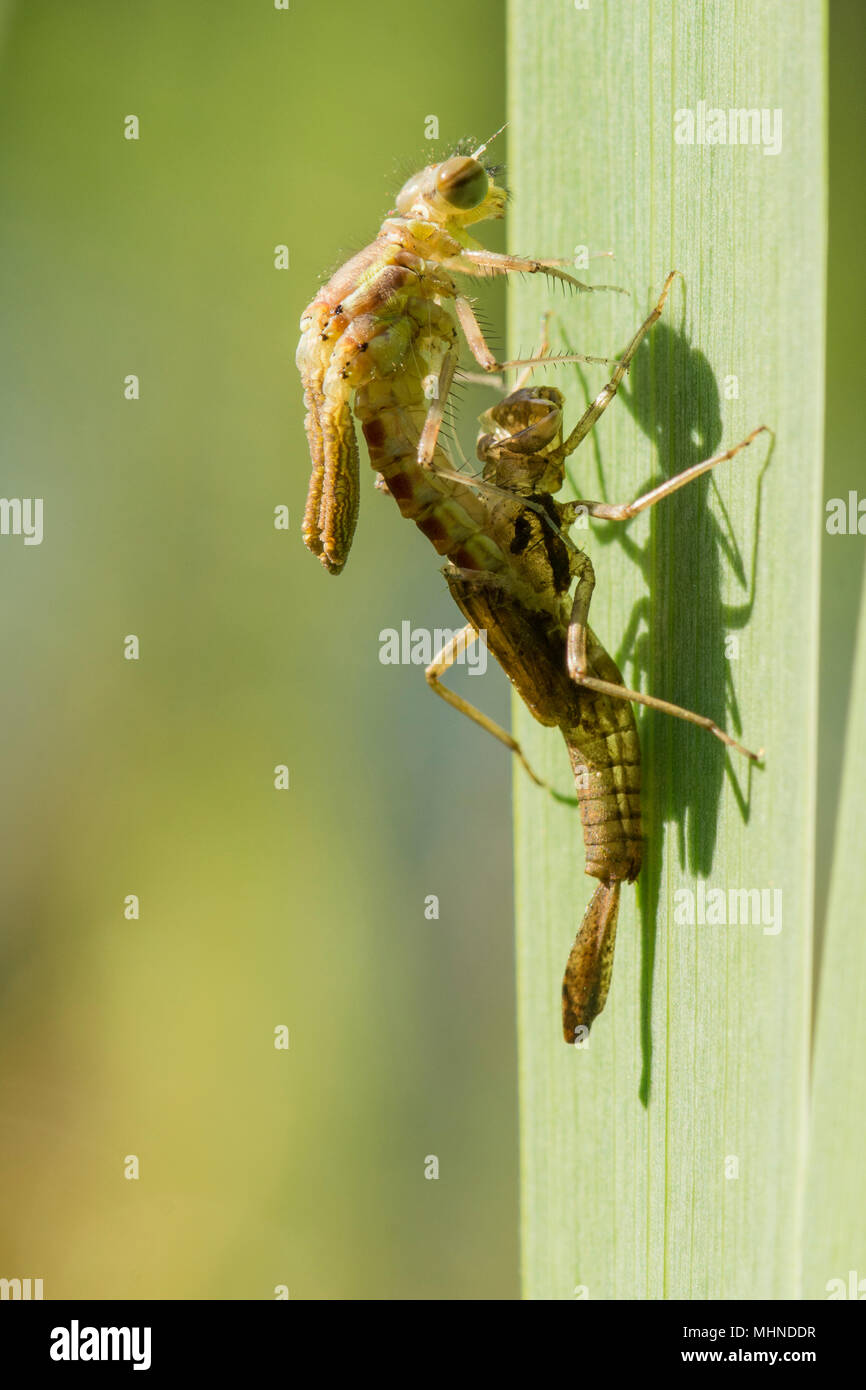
top-left (563, 286), bottom-right (773, 1102)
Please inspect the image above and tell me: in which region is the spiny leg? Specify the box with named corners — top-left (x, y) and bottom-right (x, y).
top-left (512, 312), bottom-right (552, 391)
top-left (445, 248), bottom-right (628, 296)
top-left (563, 426), bottom-right (769, 522)
top-left (454, 295), bottom-right (617, 376)
top-left (565, 552), bottom-right (764, 762)
top-left (425, 624), bottom-right (549, 787)
top-left (510, 294), bottom-right (619, 391)
top-left (455, 312), bottom-right (552, 392)
top-left (556, 270), bottom-right (679, 461)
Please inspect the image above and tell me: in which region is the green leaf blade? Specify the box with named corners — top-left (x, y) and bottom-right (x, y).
top-left (509, 0), bottom-right (826, 1300)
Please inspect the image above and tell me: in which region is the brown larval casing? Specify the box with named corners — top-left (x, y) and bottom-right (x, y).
top-left (441, 565), bottom-right (642, 1041)
top-left (355, 363), bottom-right (645, 1042)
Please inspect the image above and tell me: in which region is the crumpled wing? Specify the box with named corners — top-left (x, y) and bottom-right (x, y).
top-left (298, 326), bottom-right (360, 575)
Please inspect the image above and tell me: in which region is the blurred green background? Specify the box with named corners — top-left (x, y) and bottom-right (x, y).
top-left (0, 0), bottom-right (512, 1300)
top-left (0, 0), bottom-right (860, 1300)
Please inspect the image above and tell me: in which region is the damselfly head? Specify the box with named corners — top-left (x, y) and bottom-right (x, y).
top-left (394, 155), bottom-right (506, 226)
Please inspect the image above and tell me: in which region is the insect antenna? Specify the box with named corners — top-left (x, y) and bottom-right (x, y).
top-left (471, 122), bottom-right (508, 160)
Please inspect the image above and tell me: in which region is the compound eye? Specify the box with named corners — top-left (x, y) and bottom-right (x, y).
top-left (435, 157), bottom-right (488, 210)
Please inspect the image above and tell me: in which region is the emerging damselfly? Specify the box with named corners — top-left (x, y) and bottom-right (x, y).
top-left (297, 128), bottom-right (621, 576)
